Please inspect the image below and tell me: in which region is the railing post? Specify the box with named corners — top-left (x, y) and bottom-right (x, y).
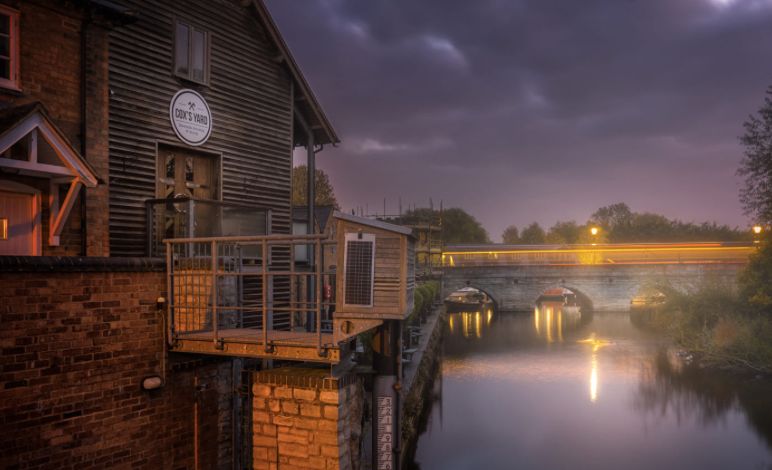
top-left (262, 238), bottom-right (269, 352)
top-left (211, 240), bottom-right (218, 345)
top-left (315, 238), bottom-right (322, 356)
top-left (188, 199), bottom-right (195, 238)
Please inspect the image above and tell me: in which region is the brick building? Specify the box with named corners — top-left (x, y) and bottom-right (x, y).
top-left (0, 1), bottom-right (346, 468)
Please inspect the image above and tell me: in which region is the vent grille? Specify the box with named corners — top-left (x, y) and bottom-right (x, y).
top-left (344, 235), bottom-right (375, 306)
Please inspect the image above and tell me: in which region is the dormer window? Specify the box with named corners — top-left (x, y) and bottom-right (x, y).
top-left (174, 20), bottom-right (209, 85)
top-left (0, 5), bottom-right (20, 91)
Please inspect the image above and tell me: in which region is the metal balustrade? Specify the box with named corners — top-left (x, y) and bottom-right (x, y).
top-left (165, 234), bottom-right (339, 363)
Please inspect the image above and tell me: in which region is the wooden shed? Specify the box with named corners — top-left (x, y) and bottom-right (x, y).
top-left (333, 212), bottom-right (415, 324)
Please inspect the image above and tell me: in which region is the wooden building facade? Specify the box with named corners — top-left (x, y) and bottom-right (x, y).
top-left (108, 0), bottom-right (337, 256)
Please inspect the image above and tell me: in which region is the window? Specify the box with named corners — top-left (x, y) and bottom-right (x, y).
top-left (0, 5), bottom-right (19, 90)
top-left (174, 20), bottom-right (209, 84)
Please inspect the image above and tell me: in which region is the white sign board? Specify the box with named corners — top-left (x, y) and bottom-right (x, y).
top-left (375, 375), bottom-right (397, 470)
top-left (169, 89), bottom-right (212, 146)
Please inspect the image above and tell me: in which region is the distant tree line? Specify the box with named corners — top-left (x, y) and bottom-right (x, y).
top-left (501, 202), bottom-right (751, 245)
top-left (389, 207), bottom-right (490, 244)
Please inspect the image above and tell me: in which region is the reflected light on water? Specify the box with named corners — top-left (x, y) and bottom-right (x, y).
top-left (590, 353), bottom-right (599, 403)
top-left (545, 307), bottom-right (553, 343)
top-left (534, 306), bottom-right (540, 335)
top-left (448, 310), bottom-right (492, 339)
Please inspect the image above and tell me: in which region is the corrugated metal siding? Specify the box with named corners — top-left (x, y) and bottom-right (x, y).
top-left (108, 0), bottom-right (293, 256)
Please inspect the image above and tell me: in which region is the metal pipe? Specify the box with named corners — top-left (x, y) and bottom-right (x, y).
top-left (315, 238), bottom-right (322, 355)
top-left (79, 11), bottom-right (91, 256)
top-left (211, 240), bottom-right (218, 344)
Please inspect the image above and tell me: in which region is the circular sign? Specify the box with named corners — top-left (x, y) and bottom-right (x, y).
top-left (169, 89), bottom-right (212, 146)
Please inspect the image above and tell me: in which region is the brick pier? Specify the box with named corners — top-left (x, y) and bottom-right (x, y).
top-left (252, 367), bottom-right (364, 470)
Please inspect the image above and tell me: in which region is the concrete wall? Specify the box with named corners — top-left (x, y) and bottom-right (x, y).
top-left (252, 367), bottom-right (364, 470)
top-left (442, 263), bottom-right (745, 311)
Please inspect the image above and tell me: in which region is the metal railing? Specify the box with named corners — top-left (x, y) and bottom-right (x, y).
top-left (165, 234), bottom-right (336, 357)
top-left (146, 197), bottom-right (271, 257)
top-left (442, 242), bottom-right (757, 267)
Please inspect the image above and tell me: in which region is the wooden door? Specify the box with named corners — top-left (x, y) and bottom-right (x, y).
top-left (157, 147), bottom-right (219, 240)
top-left (0, 190), bottom-right (35, 255)
top-left (157, 147), bottom-right (218, 200)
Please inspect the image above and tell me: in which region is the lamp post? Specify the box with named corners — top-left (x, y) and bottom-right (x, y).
top-left (590, 226), bottom-right (599, 246)
top-left (753, 225), bottom-right (763, 244)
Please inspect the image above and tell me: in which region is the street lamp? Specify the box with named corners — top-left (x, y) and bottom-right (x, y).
top-left (589, 226), bottom-right (600, 251)
top-left (753, 225), bottom-right (763, 244)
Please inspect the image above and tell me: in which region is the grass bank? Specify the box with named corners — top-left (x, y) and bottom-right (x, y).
top-left (631, 282), bottom-right (772, 374)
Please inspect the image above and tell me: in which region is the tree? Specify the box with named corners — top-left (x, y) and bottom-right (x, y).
top-left (396, 207), bottom-right (489, 244)
top-left (502, 225), bottom-right (520, 244)
top-left (520, 223), bottom-right (546, 244)
top-left (590, 202), bottom-right (635, 242)
top-left (738, 86), bottom-right (772, 225)
top-left (739, 234), bottom-right (772, 313)
top-left (292, 165), bottom-right (339, 208)
top-left (440, 208), bottom-right (490, 244)
top-left (546, 221), bottom-right (581, 244)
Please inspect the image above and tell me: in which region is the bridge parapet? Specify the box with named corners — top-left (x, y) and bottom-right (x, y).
top-left (442, 242), bottom-right (755, 268)
top-left (441, 244), bottom-right (751, 312)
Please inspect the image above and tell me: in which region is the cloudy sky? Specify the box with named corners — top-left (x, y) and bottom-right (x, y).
top-left (265, 0), bottom-right (772, 241)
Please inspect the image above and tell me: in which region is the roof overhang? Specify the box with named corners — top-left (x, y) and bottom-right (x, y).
top-left (334, 211), bottom-right (414, 236)
top-left (0, 103), bottom-right (98, 186)
top-left (251, 1), bottom-right (340, 146)
top-left (0, 103), bottom-right (99, 246)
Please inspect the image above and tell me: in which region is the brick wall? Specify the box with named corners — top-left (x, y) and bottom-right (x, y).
top-left (0, 1), bottom-right (111, 256)
top-left (0, 260), bottom-right (235, 469)
top-left (252, 367), bottom-right (364, 470)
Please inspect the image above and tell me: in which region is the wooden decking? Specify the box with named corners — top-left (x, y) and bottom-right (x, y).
top-left (172, 328), bottom-right (340, 363)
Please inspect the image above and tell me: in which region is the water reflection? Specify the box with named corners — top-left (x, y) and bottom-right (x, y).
top-left (635, 349), bottom-right (772, 450)
top-left (412, 309), bottom-right (772, 470)
top-left (447, 306), bottom-right (494, 340)
top-left (533, 301), bottom-right (585, 343)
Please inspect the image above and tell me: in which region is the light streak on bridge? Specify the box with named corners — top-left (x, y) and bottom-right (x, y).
top-left (442, 242), bottom-right (756, 267)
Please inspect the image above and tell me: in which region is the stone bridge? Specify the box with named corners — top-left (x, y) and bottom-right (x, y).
top-left (440, 242), bottom-right (754, 312)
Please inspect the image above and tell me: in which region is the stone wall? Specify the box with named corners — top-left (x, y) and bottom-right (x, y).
top-left (252, 367), bottom-right (364, 470)
top-left (443, 263), bottom-right (744, 311)
top-left (0, 258), bottom-right (236, 469)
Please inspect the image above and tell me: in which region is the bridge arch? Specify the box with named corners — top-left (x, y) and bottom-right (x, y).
top-left (534, 285), bottom-right (594, 313)
top-left (444, 283), bottom-right (500, 311)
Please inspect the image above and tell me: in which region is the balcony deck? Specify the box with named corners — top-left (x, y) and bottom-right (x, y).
top-left (173, 328), bottom-right (340, 363)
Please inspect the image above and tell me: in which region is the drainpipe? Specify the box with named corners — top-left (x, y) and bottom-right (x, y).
top-left (79, 11), bottom-right (91, 256)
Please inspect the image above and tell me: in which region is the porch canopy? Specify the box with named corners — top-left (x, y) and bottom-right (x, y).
top-left (0, 102), bottom-right (98, 245)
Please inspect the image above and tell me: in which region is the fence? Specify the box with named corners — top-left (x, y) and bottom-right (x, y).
top-left (165, 234), bottom-right (336, 357)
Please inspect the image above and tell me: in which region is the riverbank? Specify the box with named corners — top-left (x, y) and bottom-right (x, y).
top-left (630, 284), bottom-right (772, 375)
top-left (400, 303), bottom-right (444, 468)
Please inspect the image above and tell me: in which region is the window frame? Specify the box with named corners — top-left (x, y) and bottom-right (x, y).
top-left (0, 4), bottom-right (20, 91)
top-left (173, 18), bottom-right (210, 86)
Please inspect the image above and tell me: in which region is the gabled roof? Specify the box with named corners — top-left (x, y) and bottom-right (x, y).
top-left (0, 102), bottom-right (99, 187)
top-left (334, 211), bottom-right (414, 236)
top-left (252, 1), bottom-right (340, 146)
top-left (292, 205), bottom-right (336, 232)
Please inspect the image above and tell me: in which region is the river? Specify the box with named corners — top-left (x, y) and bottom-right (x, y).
top-left (410, 302), bottom-right (772, 470)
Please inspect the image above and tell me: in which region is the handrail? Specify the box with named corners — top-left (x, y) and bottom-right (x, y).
top-left (165, 233), bottom-right (334, 357)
